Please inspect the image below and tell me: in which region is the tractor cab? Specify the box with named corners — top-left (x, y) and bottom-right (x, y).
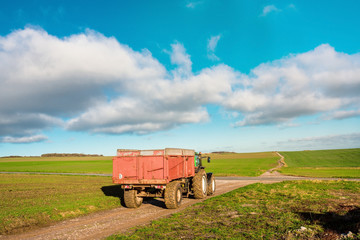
top-left (195, 152), bottom-right (210, 173)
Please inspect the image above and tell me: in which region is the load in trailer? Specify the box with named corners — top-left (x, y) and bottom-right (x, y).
top-left (112, 148), bottom-right (215, 209)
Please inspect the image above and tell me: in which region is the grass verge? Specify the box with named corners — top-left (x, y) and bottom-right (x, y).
top-left (0, 174), bottom-right (121, 235)
top-left (202, 152), bottom-right (279, 176)
top-left (109, 181), bottom-right (360, 240)
top-left (279, 149), bottom-right (360, 178)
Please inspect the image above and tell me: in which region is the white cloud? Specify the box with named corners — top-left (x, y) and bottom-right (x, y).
top-left (208, 35), bottom-right (221, 52)
top-left (0, 27), bottom-right (169, 139)
top-left (0, 28), bottom-right (359, 142)
top-left (261, 5), bottom-right (280, 17)
top-left (0, 28), bottom-right (166, 115)
top-left (67, 98), bottom-right (210, 135)
top-left (1, 135), bottom-right (48, 143)
top-left (226, 44), bottom-right (360, 126)
top-left (0, 113), bottom-right (63, 137)
top-left (207, 35), bottom-right (221, 61)
top-left (169, 42), bottom-right (192, 78)
top-left (324, 109), bottom-right (360, 120)
top-left (67, 64), bottom-right (235, 134)
top-left (276, 133), bottom-right (360, 150)
top-left (0, 28), bottom-right (233, 139)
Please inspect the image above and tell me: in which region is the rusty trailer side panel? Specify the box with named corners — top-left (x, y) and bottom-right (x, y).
top-left (112, 148), bottom-right (195, 185)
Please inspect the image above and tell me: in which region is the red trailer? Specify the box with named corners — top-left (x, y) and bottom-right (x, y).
top-left (112, 148), bottom-right (215, 209)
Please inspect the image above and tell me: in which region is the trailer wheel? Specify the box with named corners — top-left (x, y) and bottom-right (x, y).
top-left (164, 181), bottom-right (182, 209)
top-left (207, 173), bottom-right (216, 195)
top-left (123, 189), bottom-right (143, 208)
top-left (193, 169), bottom-right (207, 199)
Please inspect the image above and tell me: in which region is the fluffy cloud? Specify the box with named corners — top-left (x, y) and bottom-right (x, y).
top-left (1, 28), bottom-right (359, 141)
top-left (0, 27), bottom-right (165, 110)
top-left (226, 44), bottom-right (360, 126)
top-left (0, 28), bottom-right (234, 139)
top-left (67, 64), bottom-right (236, 134)
top-left (66, 98), bottom-right (209, 135)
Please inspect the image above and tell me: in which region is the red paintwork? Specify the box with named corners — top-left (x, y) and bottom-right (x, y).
top-left (112, 148), bottom-right (195, 185)
top-left (117, 150), bottom-right (140, 157)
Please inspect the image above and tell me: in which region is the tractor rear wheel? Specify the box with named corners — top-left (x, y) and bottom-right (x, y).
top-left (207, 174), bottom-right (216, 195)
top-left (164, 181), bottom-right (182, 209)
top-left (193, 169), bottom-right (208, 199)
top-left (123, 189), bottom-right (143, 208)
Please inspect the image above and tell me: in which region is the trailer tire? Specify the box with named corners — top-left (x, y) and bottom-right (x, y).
top-left (193, 169), bottom-right (207, 199)
top-left (164, 181), bottom-right (182, 209)
top-left (123, 189), bottom-right (143, 208)
top-left (207, 173), bottom-right (216, 195)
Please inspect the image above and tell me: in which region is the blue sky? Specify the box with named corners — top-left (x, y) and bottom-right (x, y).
top-left (0, 0), bottom-right (360, 156)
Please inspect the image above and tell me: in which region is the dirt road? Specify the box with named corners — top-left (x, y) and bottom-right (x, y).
top-left (1, 176), bottom-right (293, 240)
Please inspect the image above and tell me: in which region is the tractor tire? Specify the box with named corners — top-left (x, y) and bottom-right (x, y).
top-left (123, 189), bottom-right (143, 208)
top-left (193, 169), bottom-right (208, 199)
top-left (164, 181), bottom-right (182, 209)
top-left (207, 173), bottom-right (216, 196)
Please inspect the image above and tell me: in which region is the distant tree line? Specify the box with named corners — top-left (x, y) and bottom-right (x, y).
top-left (211, 151), bottom-right (236, 154)
top-left (41, 153), bottom-right (103, 157)
top-left (1, 155), bottom-right (23, 158)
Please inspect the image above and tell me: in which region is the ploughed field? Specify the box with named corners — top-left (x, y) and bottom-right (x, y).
top-left (279, 148), bottom-right (360, 178)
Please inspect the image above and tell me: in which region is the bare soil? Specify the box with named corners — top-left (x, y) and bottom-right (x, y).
top-left (0, 177), bottom-right (286, 240)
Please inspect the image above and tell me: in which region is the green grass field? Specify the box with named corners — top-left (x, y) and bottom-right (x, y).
top-left (0, 156), bottom-right (112, 174)
top-left (109, 180), bottom-right (360, 239)
top-left (202, 152), bottom-right (279, 176)
top-left (0, 174), bottom-right (121, 234)
top-left (0, 150), bottom-right (359, 237)
top-left (0, 156), bottom-right (112, 162)
top-left (0, 152), bottom-right (279, 177)
top-left (279, 149), bottom-right (360, 178)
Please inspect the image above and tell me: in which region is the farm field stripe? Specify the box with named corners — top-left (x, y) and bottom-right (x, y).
top-left (278, 148), bottom-right (360, 178)
top-left (0, 171), bottom-right (112, 177)
top-left (1, 172), bottom-right (359, 181)
top-left (217, 176), bottom-right (360, 181)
